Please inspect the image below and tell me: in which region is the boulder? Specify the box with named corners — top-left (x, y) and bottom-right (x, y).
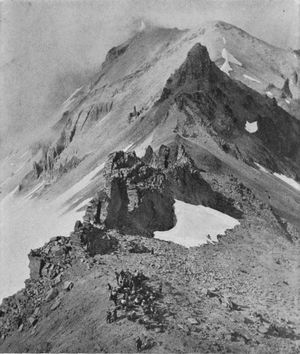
top-left (28, 254), bottom-right (44, 280)
top-left (187, 317), bottom-right (198, 325)
top-left (45, 288), bottom-right (58, 302)
top-left (51, 245), bottom-right (65, 258)
top-left (53, 273), bottom-right (62, 286)
top-left (63, 281), bottom-right (74, 291)
top-left (28, 317), bottom-right (37, 327)
top-left (50, 236), bottom-right (60, 243)
top-left (258, 324), bottom-right (270, 334)
top-left (33, 307), bottom-right (40, 316)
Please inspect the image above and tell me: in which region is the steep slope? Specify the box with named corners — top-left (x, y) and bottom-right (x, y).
top-left (3, 21), bottom-right (299, 201)
top-left (156, 43), bottom-right (300, 176)
top-left (16, 23), bottom-right (300, 202)
top-left (1, 21), bottom-right (300, 315)
top-left (1, 147), bottom-right (299, 353)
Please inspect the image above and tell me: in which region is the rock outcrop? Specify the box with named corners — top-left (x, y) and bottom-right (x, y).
top-left (83, 149), bottom-right (175, 237)
top-left (76, 143), bottom-right (240, 245)
top-left (281, 78), bottom-right (293, 99)
top-left (158, 43), bottom-right (300, 177)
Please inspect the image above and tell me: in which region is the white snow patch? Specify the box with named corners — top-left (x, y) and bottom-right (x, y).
top-left (255, 163), bottom-right (268, 173)
top-left (220, 51), bottom-right (232, 76)
top-left (134, 133), bottom-right (154, 158)
top-left (226, 50), bottom-right (242, 66)
top-left (273, 173), bottom-right (300, 191)
top-left (243, 74), bottom-right (261, 83)
top-left (285, 99), bottom-right (291, 104)
top-left (220, 48), bottom-right (242, 76)
top-left (0, 188), bottom-right (89, 300)
top-left (0, 162), bottom-right (106, 300)
top-left (266, 91), bottom-right (273, 98)
top-left (155, 200), bottom-right (239, 248)
top-left (222, 48), bottom-right (242, 66)
top-left (222, 37), bottom-right (226, 44)
top-left (245, 121), bottom-right (258, 133)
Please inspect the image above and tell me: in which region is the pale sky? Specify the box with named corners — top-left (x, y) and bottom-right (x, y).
top-left (0, 0), bottom-right (299, 145)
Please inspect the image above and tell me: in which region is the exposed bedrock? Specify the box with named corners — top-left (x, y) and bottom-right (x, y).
top-left (79, 144), bottom-right (242, 249)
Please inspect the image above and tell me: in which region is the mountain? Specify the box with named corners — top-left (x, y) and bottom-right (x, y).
top-left (0, 21), bottom-right (300, 353)
top-left (2, 21), bottom-right (300, 201)
top-left (14, 23), bottom-right (300, 227)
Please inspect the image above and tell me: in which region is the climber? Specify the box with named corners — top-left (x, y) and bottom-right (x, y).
top-left (136, 336), bottom-right (142, 352)
top-left (106, 310), bottom-right (112, 323)
top-left (115, 271), bottom-right (120, 285)
top-left (113, 308), bottom-right (117, 322)
top-left (159, 282), bottom-right (163, 294)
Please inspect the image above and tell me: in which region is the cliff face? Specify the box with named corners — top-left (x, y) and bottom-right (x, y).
top-left (15, 24), bottom-right (300, 201)
top-left (155, 43), bottom-right (300, 178)
top-left (73, 143), bottom-right (242, 253)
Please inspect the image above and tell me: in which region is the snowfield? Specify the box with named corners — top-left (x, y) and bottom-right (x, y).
top-left (155, 200), bottom-right (239, 247)
top-left (226, 50), bottom-right (242, 66)
top-left (255, 162), bottom-right (268, 173)
top-left (134, 133), bottom-right (154, 157)
top-left (245, 121), bottom-right (258, 133)
top-left (0, 163), bottom-right (105, 300)
top-left (273, 173), bottom-right (300, 192)
top-left (0, 185), bottom-right (92, 300)
top-left (253, 164), bottom-right (300, 192)
top-left (220, 48), bottom-right (242, 76)
top-left (220, 48), bottom-right (232, 75)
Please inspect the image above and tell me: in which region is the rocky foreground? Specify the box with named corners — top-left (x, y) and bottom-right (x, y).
top-left (1, 146), bottom-right (300, 353)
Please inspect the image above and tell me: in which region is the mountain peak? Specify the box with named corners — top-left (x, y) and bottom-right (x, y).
top-left (159, 43), bottom-right (215, 100)
top-left (185, 43), bottom-right (211, 71)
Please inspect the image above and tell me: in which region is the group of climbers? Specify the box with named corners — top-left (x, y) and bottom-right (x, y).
top-left (106, 269), bottom-right (163, 320)
top-left (105, 269), bottom-right (163, 351)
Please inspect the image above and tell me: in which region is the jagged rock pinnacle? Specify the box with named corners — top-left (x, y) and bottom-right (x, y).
top-left (159, 43), bottom-right (217, 101)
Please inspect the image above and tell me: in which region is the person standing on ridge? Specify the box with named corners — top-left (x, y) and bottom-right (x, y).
top-left (136, 337), bottom-right (142, 352)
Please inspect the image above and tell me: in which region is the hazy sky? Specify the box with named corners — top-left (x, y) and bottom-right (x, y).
top-left (0, 0), bottom-right (299, 145)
